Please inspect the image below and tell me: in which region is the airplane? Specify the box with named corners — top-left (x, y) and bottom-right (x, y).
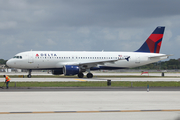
top-left (6, 26), bottom-right (170, 78)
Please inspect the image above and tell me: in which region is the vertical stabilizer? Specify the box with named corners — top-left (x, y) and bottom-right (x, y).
top-left (136, 26), bottom-right (165, 53)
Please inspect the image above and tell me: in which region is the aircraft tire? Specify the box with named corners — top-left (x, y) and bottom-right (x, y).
top-left (78, 73), bottom-right (84, 78)
top-left (87, 73), bottom-right (93, 78)
top-left (27, 74), bottom-right (31, 78)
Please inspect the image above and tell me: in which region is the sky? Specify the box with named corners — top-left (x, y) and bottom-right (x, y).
top-left (0, 0), bottom-right (180, 60)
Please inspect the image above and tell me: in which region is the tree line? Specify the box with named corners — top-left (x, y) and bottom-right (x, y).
top-left (134, 59), bottom-right (180, 70)
top-left (0, 59), bottom-right (7, 65)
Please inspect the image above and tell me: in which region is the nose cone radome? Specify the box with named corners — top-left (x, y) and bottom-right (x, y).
top-left (6, 59), bottom-right (13, 67)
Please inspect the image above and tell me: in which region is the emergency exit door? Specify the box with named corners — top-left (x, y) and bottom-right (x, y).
top-left (28, 53), bottom-right (34, 63)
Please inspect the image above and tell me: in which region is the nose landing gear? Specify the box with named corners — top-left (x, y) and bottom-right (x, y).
top-left (27, 69), bottom-right (32, 78)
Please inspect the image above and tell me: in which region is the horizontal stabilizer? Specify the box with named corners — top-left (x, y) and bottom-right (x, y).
top-left (149, 54), bottom-right (173, 59)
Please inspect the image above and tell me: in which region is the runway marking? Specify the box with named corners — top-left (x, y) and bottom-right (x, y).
top-left (74, 79), bottom-right (87, 81)
top-left (1, 109), bottom-right (180, 114)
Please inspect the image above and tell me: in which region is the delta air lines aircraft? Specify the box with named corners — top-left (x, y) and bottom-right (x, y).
top-left (6, 26), bottom-right (170, 78)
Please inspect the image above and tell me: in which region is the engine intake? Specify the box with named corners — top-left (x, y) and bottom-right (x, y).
top-left (63, 65), bottom-right (80, 75)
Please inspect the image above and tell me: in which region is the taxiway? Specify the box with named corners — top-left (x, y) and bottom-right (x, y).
top-left (0, 91), bottom-right (180, 120)
top-left (0, 72), bottom-right (180, 120)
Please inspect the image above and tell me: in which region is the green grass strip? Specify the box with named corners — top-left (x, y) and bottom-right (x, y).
top-left (0, 81), bottom-right (180, 87)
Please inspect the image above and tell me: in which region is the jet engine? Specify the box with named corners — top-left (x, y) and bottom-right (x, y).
top-left (63, 65), bottom-right (80, 75)
top-left (52, 69), bottom-right (63, 75)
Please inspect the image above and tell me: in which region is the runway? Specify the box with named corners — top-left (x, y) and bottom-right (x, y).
top-left (0, 91), bottom-right (180, 120)
top-left (1, 72), bottom-right (180, 120)
top-left (1, 71), bottom-right (180, 77)
top-left (1, 77), bottom-right (180, 82)
top-left (1, 109), bottom-right (180, 114)
top-left (1, 72), bottom-right (180, 82)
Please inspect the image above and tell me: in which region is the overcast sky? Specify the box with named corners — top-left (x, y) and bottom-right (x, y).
top-left (0, 0), bottom-right (180, 60)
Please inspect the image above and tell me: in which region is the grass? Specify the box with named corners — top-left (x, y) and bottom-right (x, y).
top-left (1, 81), bottom-right (180, 87)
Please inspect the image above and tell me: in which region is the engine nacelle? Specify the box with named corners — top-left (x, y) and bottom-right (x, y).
top-left (63, 65), bottom-right (80, 75)
top-left (52, 69), bottom-right (63, 75)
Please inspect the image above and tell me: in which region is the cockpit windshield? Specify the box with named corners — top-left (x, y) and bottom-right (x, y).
top-left (13, 56), bottom-right (22, 59)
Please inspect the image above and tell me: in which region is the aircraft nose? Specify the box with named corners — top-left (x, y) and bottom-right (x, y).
top-left (6, 59), bottom-right (13, 67)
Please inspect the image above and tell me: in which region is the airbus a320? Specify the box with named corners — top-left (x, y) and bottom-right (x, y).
top-left (6, 26), bottom-right (170, 78)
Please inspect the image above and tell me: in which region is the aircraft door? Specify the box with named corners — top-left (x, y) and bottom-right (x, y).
top-left (135, 55), bottom-right (140, 64)
top-left (28, 53), bottom-right (34, 63)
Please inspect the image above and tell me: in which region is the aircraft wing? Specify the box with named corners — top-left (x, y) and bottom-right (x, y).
top-left (65, 56), bottom-right (130, 69)
top-left (78, 59), bottom-right (119, 68)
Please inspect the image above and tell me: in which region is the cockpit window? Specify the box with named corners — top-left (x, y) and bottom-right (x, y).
top-left (13, 56), bottom-right (22, 59)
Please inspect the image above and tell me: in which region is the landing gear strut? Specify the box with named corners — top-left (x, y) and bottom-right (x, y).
top-left (78, 72), bottom-right (84, 78)
top-left (87, 73), bottom-right (93, 78)
top-left (27, 69), bottom-right (32, 78)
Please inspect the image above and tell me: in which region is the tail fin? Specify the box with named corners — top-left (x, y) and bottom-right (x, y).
top-left (136, 26), bottom-right (165, 53)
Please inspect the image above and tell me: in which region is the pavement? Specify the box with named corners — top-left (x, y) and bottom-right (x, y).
top-left (0, 91), bottom-right (180, 120)
top-left (0, 72), bottom-right (180, 120)
top-left (0, 71), bottom-right (180, 76)
top-left (1, 77), bottom-right (180, 82)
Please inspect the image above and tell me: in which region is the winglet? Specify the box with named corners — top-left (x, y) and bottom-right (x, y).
top-left (136, 26), bottom-right (165, 53)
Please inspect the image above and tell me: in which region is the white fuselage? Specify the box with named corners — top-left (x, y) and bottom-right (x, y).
top-left (7, 51), bottom-right (168, 70)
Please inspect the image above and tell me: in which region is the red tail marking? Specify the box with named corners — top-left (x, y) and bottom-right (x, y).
top-left (148, 34), bottom-right (163, 42)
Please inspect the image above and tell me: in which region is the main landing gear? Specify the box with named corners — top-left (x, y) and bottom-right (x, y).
top-left (87, 73), bottom-right (93, 78)
top-left (27, 69), bottom-right (32, 78)
top-left (77, 72), bottom-right (93, 78)
top-left (78, 72), bottom-right (84, 78)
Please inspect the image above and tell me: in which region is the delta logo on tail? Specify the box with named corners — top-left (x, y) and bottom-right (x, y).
top-left (136, 26), bottom-right (165, 53)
